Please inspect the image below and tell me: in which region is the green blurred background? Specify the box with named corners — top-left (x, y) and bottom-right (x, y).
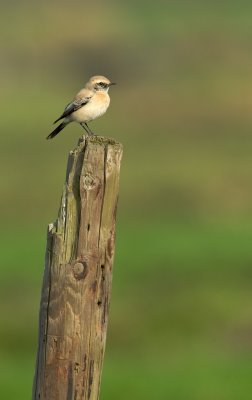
top-left (1, 1), bottom-right (252, 398)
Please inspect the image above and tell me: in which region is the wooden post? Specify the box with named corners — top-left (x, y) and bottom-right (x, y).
top-left (32, 135), bottom-right (123, 400)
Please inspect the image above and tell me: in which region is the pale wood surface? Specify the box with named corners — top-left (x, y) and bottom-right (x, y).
top-left (32, 135), bottom-right (123, 400)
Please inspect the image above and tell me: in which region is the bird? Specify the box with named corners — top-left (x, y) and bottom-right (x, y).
top-left (46, 75), bottom-right (116, 140)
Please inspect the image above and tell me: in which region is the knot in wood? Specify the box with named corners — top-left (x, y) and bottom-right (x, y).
top-left (72, 261), bottom-right (87, 280)
top-left (83, 173), bottom-right (96, 190)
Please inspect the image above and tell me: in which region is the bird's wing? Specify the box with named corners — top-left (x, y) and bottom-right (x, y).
top-left (53, 91), bottom-right (93, 124)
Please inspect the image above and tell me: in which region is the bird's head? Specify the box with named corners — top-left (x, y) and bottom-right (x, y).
top-left (86, 75), bottom-right (116, 92)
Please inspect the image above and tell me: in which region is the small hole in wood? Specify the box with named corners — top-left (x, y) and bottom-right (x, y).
top-left (97, 300), bottom-right (102, 306)
top-left (101, 264), bottom-right (105, 269)
top-left (87, 223), bottom-right (90, 231)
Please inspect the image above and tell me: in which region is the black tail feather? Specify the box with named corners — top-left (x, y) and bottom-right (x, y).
top-left (46, 122), bottom-right (68, 140)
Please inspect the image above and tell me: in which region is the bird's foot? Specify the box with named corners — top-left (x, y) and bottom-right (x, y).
top-left (80, 122), bottom-right (96, 135)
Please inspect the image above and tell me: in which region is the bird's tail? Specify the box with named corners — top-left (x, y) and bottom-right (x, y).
top-left (46, 121), bottom-right (69, 140)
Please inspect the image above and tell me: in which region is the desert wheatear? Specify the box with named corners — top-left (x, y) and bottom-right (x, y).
top-left (46, 75), bottom-right (116, 139)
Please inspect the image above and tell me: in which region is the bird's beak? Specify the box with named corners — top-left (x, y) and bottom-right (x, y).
top-left (109, 82), bottom-right (116, 86)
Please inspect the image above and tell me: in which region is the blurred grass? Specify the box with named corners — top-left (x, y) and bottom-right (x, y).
top-left (1, 221), bottom-right (252, 398)
top-left (1, 0), bottom-right (252, 399)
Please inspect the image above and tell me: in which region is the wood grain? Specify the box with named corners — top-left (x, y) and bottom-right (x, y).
top-left (32, 135), bottom-right (123, 400)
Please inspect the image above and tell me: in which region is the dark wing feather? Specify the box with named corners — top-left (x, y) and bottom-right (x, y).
top-left (53, 96), bottom-right (91, 124)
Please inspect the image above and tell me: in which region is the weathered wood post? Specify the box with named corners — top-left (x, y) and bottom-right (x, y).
top-left (32, 135), bottom-right (123, 400)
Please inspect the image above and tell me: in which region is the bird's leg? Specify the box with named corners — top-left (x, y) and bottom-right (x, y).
top-left (80, 123), bottom-right (90, 135)
top-left (85, 123), bottom-right (95, 136)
